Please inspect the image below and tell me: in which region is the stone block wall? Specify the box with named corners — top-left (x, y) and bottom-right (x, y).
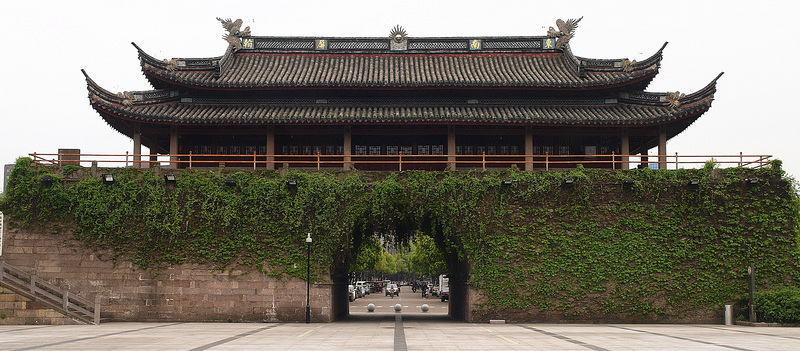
top-left (0, 287), bottom-right (80, 325)
top-left (0, 223), bottom-right (335, 323)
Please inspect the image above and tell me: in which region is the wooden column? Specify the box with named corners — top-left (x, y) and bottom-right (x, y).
top-left (133, 123), bottom-right (142, 168)
top-left (620, 128), bottom-right (630, 170)
top-left (658, 126), bottom-right (667, 169)
top-left (169, 126), bottom-right (178, 169)
top-left (343, 126), bottom-right (352, 171)
top-left (524, 127), bottom-right (533, 171)
top-left (266, 126), bottom-right (275, 170)
top-left (447, 126), bottom-right (456, 170)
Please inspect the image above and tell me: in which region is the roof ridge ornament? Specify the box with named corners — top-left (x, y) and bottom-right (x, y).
top-left (117, 91), bottom-right (140, 107)
top-left (621, 59), bottom-right (637, 72)
top-left (547, 17), bottom-right (582, 49)
top-left (217, 18), bottom-right (251, 50)
top-left (667, 91), bottom-right (685, 109)
top-left (390, 25), bottom-right (408, 51)
top-left (163, 58), bottom-right (178, 72)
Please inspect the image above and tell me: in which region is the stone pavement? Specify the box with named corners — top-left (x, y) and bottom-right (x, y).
top-left (1, 316), bottom-right (799, 351)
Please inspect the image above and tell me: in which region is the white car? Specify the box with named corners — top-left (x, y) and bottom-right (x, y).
top-left (355, 281), bottom-right (369, 296)
top-left (385, 283), bottom-right (399, 296)
top-left (348, 285), bottom-right (357, 302)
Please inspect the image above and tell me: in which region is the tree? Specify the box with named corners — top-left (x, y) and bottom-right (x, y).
top-left (409, 234), bottom-right (447, 277)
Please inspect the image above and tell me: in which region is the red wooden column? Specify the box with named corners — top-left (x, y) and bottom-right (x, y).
top-left (658, 126), bottom-right (667, 169)
top-left (343, 126), bottom-right (352, 171)
top-left (525, 127), bottom-right (533, 171)
top-left (447, 126), bottom-right (456, 170)
top-left (266, 126), bottom-right (275, 170)
top-left (133, 123), bottom-right (142, 168)
top-left (620, 128), bottom-right (630, 170)
top-left (169, 126), bottom-right (178, 169)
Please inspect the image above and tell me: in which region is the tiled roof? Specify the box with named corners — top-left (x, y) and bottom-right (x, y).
top-left (90, 99), bottom-right (713, 126)
top-left (87, 78), bottom-right (716, 127)
top-left (136, 39), bottom-right (664, 90)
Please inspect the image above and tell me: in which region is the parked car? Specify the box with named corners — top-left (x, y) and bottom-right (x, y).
top-left (431, 285), bottom-right (439, 297)
top-left (355, 284), bottom-right (366, 298)
top-left (355, 281), bottom-right (369, 296)
top-left (385, 283), bottom-right (399, 297)
top-left (348, 285), bottom-right (356, 302)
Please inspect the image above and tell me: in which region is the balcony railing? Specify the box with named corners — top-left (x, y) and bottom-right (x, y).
top-left (30, 151), bottom-right (772, 171)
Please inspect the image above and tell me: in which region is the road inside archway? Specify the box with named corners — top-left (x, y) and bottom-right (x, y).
top-left (348, 288), bottom-right (449, 315)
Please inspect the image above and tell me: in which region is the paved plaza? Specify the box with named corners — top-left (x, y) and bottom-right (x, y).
top-left (1, 291), bottom-right (798, 351)
top-left (2, 317), bottom-right (799, 350)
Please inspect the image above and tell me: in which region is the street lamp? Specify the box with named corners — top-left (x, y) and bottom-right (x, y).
top-left (305, 232), bottom-right (312, 324)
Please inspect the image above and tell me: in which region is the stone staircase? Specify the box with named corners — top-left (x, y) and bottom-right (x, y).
top-left (0, 260), bottom-right (99, 324)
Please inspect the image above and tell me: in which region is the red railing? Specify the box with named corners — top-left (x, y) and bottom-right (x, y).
top-left (30, 151), bottom-right (772, 171)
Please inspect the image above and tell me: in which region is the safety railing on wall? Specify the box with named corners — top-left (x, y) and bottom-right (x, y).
top-left (0, 261), bottom-right (100, 324)
top-left (30, 151), bottom-right (772, 171)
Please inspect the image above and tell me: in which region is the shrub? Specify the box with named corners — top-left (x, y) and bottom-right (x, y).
top-left (754, 287), bottom-right (800, 323)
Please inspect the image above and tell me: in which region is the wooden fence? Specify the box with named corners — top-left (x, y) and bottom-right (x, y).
top-left (30, 152), bottom-right (772, 171)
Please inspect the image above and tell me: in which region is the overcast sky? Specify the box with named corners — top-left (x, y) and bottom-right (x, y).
top-left (1, 0), bottom-right (798, 192)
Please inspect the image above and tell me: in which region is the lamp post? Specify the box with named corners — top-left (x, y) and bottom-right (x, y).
top-left (305, 232), bottom-right (312, 324)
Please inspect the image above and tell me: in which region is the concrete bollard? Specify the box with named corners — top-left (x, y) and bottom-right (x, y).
top-left (421, 304), bottom-right (429, 312)
top-left (724, 304), bottom-right (733, 325)
top-left (394, 304), bottom-right (402, 312)
top-left (367, 303), bottom-right (375, 312)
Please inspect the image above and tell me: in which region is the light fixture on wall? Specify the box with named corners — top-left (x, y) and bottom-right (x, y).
top-left (501, 179), bottom-right (513, 186)
top-left (623, 178), bottom-right (635, 186)
top-left (164, 174), bottom-right (177, 184)
top-left (40, 175), bottom-right (53, 186)
top-left (562, 177), bottom-right (575, 185)
top-left (286, 179), bottom-right (298, 186)
top-left (688, 178), bottom-right (700, 186)
top-left (224, 178), bottom-right (236, 186)
top-left (101, 173), bottom-right (114, 185)
top-left (745, 177), bottom-right (759, 185)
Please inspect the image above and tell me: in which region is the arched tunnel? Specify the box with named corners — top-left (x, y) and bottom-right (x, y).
top-left (329, 213), bottom-right (472, 321)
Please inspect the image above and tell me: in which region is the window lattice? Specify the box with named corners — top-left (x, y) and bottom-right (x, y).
top-left (255, 40), bottom-right (315, 50)
top-left (409, 41), bottom-right (469, 50)
top-left (329, 41), bottom-right (389, 50)
top-left (483, 40), bottom-right (541, 49)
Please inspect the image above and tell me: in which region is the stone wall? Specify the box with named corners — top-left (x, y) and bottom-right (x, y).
top-left (0, 223), bottom-right (335, 323)
top-left (0, 287), bottom-right (80, 325)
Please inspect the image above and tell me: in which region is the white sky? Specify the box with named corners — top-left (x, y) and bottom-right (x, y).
top-left (1, 0), bottom-right (799, 192)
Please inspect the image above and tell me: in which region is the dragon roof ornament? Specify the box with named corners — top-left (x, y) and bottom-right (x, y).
top-left (217, 18), bottom-right (251, 50)
top-left (547, 17), bottom-right (582, 49)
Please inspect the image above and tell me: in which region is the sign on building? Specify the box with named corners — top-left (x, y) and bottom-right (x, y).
top-left (3, 164), bottom-right (13, 193)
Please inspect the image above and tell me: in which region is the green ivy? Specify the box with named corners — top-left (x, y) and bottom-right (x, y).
top-left (1, 157), bottom-right (798, 320)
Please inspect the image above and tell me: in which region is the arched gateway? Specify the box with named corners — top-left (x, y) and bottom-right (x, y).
top-left (34, 18), bottom-right (750, 323)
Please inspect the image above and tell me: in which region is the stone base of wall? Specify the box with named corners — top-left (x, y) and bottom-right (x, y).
top-left (0, 221), bottom-right (335, 323)
top-left (0, 287), bottom-right (81, 325)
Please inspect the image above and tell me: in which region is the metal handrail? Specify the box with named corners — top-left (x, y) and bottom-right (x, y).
top-left (30, 151), bottom-right (772, 171)
top-left (0, 261), bottom-right (100, 324)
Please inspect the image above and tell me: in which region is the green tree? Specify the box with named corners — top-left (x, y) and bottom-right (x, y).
top-left (409, 234), bottom-right (447, 277)
top-left (350, 235), bottom-right (382, 272)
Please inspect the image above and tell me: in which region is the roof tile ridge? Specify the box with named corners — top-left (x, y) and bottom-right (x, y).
top-left (132, 42), bottom-right (167, 71)
top-left (82, 69), bottom-right (122, 103)
top-left (682, 72), bottom-right (723, 102)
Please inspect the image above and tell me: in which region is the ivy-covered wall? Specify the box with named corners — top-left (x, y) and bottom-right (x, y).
top-left (2, 158), bottom-right (798, 322)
